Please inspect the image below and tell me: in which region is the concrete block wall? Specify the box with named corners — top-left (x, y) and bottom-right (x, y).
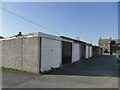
top-left (8, 39), bottom-right (16, 69)
top-left (2, 38), bottom-right (23, 70)
top-left (22, 37), bottom-right (40, 73)
top-left (1, 37), bottom-right (40, 73)
top-left (15, 38), bottom-right (22, 70)
top-left (2, 39), bottom-right (11, 69)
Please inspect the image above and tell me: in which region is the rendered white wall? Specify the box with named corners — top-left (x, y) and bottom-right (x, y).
top-left (72, 44), bottom-right (80, 62)
top-left (41, 38), bottom-right (61, 72)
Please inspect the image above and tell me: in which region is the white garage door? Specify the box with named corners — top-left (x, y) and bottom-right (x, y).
top-left (0, 41), bottom-right (2, 67)
top-left (90, 46), bottom-right (92, 57)
top-left (72, 44), bottom-right (80, 62)
top-left (86, 45), bottom-right (89, 59)
top-left (41, 38), bottom-right (61, 72)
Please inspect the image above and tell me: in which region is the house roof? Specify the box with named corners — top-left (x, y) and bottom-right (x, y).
top-left (99, 39), bottom-right (111, 44)
top-left (99, 39), bottom-right (120, 44)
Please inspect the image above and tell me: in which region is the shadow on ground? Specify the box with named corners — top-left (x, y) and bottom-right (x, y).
top-left (46, 55), bottom-right (120, 77)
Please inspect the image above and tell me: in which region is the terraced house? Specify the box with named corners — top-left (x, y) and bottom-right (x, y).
top-left (98, 38), bottom-right (120, 55)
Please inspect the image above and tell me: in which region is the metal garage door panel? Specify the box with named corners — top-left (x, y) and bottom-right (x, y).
top-left (72, 44), bottom-right (80, 62)
top-left (41, 38), bottom-right (61, 72)
top-left (62, 41), bottom-right (72, 65)
top-left (90, 46), bottom-right (92, 57)
top-left (0, 41), bottom-right (1, 67)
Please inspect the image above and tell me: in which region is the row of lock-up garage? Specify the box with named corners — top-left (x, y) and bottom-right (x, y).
top-left (0, 32), bottom-right (102, 74)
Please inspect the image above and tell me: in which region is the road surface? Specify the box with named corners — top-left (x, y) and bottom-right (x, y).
top-left (1, 55), bottom-right (119, 88)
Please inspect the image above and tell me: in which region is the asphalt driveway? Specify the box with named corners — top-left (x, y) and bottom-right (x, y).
top-left (1, 55), bottom-right (119, 88)
top-left (48, 55), bottom-right (119, 77)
